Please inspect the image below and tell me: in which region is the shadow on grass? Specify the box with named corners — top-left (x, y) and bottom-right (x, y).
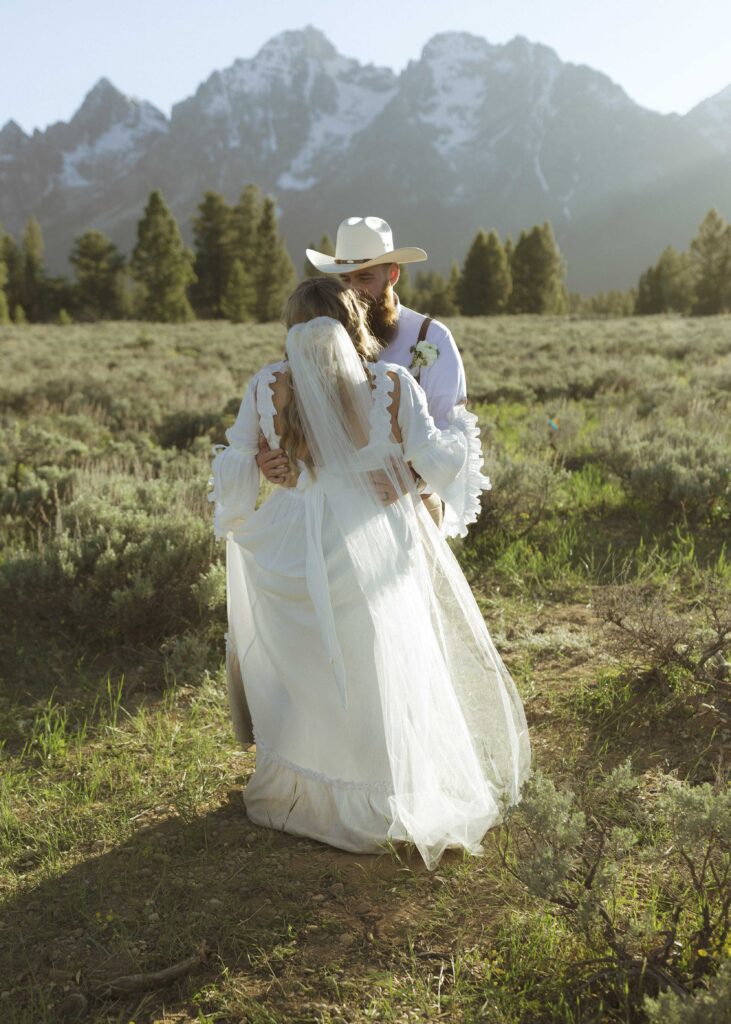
top-left (0, 640), bottom-right (203, 760)
top-left (1, 785), bottom-right (456, 1024)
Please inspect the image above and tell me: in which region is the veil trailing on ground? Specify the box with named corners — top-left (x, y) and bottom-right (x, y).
top-left (283, 316), bottom-right (531, 868)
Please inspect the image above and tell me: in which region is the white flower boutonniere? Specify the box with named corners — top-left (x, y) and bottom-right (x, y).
top-left (409, 340), bottom-right (439, 371)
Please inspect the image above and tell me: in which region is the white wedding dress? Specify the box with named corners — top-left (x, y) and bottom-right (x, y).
top-left (209, 319), bottom-right (531, 869)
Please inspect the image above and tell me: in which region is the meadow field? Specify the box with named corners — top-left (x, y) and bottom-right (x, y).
top-left (1, 315), bottom-right (730, 1023)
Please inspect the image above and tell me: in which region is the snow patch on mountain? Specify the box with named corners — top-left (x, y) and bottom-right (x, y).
top-left (418, 33), bottom-right (494, 157)
top-left (218, 26), bottom-right (338, 97)
top-left (276, 71), bottom-right (396, 188)
top-left (58, 101), bottom-right (168, 188)
top-left (529, 60), bottom-right (561, 193)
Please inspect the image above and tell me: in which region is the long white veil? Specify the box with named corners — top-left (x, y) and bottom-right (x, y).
top-left (285, 316), bottom-right (531, 868)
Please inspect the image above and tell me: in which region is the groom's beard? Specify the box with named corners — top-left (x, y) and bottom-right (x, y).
top-left (361, 283), bottom-right (399, 347)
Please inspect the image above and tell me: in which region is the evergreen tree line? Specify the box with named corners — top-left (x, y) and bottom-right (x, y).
top-left (565, 208), bottom-right (731, 317)
top-left (0, 185), bottom-right (296, 324)
top-left (633, 208), bottom-right (731, 315)
top-left (388, 210), bottom-right (731, 319)
top-left (310, 222), bottom-right (568, 319)
top-left (1, 199), bottom-right (729, 325)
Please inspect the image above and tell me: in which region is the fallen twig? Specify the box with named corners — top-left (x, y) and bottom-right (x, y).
top-left (92, 942), bottom-right (208, 996)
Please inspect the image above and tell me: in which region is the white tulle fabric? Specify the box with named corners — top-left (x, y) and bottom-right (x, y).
top-left (209, 319), bottom-right (530, 869)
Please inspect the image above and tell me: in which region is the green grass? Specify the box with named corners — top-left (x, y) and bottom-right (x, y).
top-left (1, 316), bottom-right (730, 1022)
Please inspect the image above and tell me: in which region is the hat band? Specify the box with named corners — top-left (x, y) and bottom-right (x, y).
top-left (334, 257), bottom-right (372, 265)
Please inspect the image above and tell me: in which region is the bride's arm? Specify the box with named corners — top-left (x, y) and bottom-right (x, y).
top-left (208, 375), bottom-right (262, 538)
top-left (394, 367), bottom-right (490, 539)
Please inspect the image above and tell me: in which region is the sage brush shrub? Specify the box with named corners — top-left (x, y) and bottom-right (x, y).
top-left (655, 781), bottom-right (731, 977)
top-left (594, 417), bottom-right (731, 521)
top-left (1, 473), bottom-right (222, 651)
top-left (498, 765), bottom-right (731, 1017)
top-left (644, 961), bottom-right (731, 1023)
top-left (596, 570), bottom-right (731, 689)
top-left (474, 441), bottom-right (566, 541)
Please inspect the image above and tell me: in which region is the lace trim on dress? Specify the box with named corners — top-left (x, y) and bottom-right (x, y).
top-left (367, 362), bottom-right (396, 445)
top-left (255, 360), bottom-right (288, 449)
top-left (442, 405), bottom-right (492, 539)
top-left (255, 737), bottom-right (390, 793)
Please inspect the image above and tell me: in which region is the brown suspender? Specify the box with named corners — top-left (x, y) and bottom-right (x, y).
top-left (417, 316), bottom-right (433, 343)
top-left (412, 316), bottom-right (433, 381)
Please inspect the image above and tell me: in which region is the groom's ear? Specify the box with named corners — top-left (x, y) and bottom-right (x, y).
top-left (388, 263), bottom-right (401, 285)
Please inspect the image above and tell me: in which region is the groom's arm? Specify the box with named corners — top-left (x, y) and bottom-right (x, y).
top-left (421, 322), bottom-right (468, 428)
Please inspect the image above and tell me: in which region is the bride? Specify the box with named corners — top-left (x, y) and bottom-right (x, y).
top-left (208, 277), bottom-right (531, 869)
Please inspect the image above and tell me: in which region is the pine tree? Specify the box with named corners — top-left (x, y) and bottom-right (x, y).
top-left (484, 230), bottom-right (511, 313)
top-left (509, 222), bottom-right (566, 314)
top-left (690, 209), bottom-right (731, 315)
top-left (660, 245), bottom-right (694, 313)
top-left (0, 259), bottom-right (9, 324)
top-left (13, 304), bottom-right (27, 324)
top-left (221, 259), bottom-right (256, 323)
top-left (0, 227), bottom-right (23, 315)
top-left (635, 246), bottom-right (694, 314)
top-left (458, 230), bottom-right (510, 315)
top-left (190, 191), bottom-right (235, 318)
top-left (229, 184), bottom-right (264, 320)
top-left (130, 190), bottom-right (195, 322)
top-left (412, 271), bottom-right (458, 316)
top-left (21, 216), bottom-right (45, 321)
top-left (458, 231), bottom-right (489, 314)
top-left (232, 186), bottom-right (263, 269)
top-left (446, 263), bottom-right (462, 313)
top-left (428, 276), bottom-right (459, 317)
top-left (253, 197), bottom-right (296, 322)
top-left (395, 264), bottom-right (414, 307)
top-left (303, 233), bottom-right (335, 278)
top-left (578, 289), bottom-right (636, 316)
top-left (43, 276), bottom-right (76, 322)
top-left (70, 230), bottom-right (127, 320)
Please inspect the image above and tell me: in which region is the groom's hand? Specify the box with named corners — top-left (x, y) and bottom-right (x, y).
top-left (256, 432), bottom-right (290, 484)
top-left (368, 469), bottom-right (400, 506)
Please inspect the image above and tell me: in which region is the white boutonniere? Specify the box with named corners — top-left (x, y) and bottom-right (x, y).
top-left (409, 340), bottom-right (439, 371)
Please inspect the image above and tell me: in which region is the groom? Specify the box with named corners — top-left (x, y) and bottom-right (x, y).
top-left (257, 216), bottom-right (468, 521)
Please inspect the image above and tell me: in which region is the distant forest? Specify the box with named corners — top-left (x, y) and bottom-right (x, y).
top-left (1, 186), bottom-right (730, 324)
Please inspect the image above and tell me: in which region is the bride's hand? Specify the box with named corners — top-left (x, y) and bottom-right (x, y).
top-left (256, 432), bottom-right (290, 484)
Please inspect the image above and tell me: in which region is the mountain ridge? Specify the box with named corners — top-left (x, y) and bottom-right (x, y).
top-left (1, 25), bottom-right (729, 293)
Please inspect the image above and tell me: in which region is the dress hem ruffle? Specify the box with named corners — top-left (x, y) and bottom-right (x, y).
top-left (243, 741), bottom-right (396, 855)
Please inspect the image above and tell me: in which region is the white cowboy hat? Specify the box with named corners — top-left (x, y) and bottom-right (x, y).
top-left (306, 216), bottom-right (428, 274)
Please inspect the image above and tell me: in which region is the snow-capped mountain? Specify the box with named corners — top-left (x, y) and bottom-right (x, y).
top-left (1, 26), bottom-right (730, 293)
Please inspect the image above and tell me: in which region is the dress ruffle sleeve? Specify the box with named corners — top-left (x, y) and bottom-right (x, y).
top-left (395, 366), bottom-right (491, 539)
top-left (438, 404), bottom-right (492, 539)
top-left (208, 375), bottom-right (261, 540)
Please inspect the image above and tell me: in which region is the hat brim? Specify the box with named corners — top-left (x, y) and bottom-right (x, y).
top-left (306, 246), bottom-right (428, 274)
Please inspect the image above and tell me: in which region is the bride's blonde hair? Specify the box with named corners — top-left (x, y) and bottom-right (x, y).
top-left (279, 278), bottom-right (380, 471)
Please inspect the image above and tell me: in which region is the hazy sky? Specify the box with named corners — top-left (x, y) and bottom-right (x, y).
top-left (2, 0), bottom-right (729, 133)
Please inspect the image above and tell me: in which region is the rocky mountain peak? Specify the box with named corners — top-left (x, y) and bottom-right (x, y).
top-left (493, 35), bottom-right (563, 75)
top-left (421, 31), bottom-right (495, 64)
top-left (255, 25), bottom-right (338, 65)
top-left (64, 77), bottom-right (141, 145)
top-left (0, 119), bottom-right (28, 149)
top-left (0, 27), bottom-right (729, 294)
